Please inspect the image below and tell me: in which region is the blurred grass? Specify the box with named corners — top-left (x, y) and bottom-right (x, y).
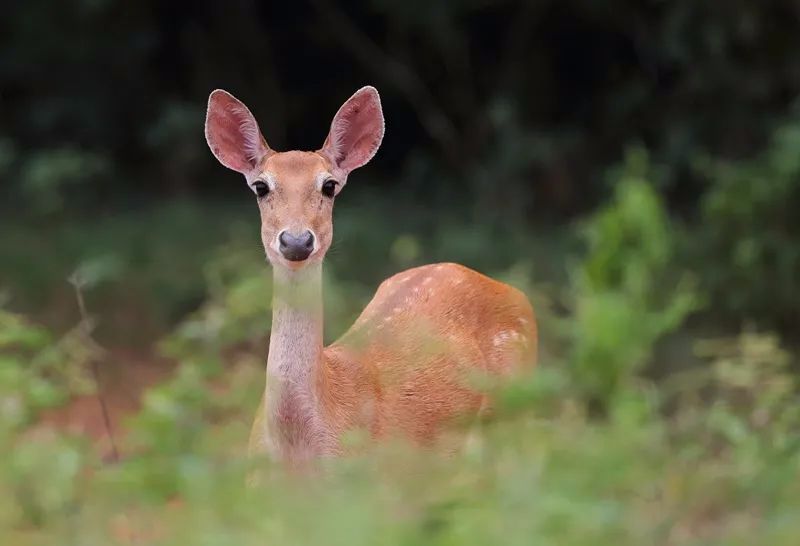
top-left (2, 316), bottom-right (799, 544)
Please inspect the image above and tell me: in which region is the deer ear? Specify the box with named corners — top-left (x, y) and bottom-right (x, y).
top-left (205, 89), bottom-right (271, 174)
top-left (320, 86), bottom-right (384, 173)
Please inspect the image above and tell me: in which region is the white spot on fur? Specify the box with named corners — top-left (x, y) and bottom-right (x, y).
top-left (413, 287), bottom-right (420, 294)
top-left (492, 330), bottom-right (522, 347)
top-left (423, 276), bottom-right (433, 285)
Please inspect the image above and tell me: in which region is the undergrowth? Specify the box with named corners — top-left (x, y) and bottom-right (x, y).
top-left (2, 173), bottom-right (799, 545)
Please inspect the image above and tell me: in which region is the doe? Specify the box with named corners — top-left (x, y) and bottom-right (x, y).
top-left (204, 86), bottom-right (537, 462)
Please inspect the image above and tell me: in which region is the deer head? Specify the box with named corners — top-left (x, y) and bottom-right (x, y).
top-left (205, 86), bottom-right (385, 271)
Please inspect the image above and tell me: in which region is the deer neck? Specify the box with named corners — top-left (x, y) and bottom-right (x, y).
top-left (264, 264), bottom-right (332, 459)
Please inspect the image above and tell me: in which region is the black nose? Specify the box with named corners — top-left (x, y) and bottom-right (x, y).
top-left (278, 230), bottom-right (315, 261)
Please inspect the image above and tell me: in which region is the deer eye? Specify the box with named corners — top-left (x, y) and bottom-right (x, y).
top-left (321, 179), bottom-right (338, 198)
top-left (252, 181), bottom-right (270, 198)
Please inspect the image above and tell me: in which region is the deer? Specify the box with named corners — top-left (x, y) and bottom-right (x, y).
top-left (204, 86), bottom-right (537, 464)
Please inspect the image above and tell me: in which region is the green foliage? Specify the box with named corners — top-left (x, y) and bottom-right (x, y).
top-left (0, 201), bottom-right (256, 342)
top-left (146, 101), bottom-right (206, 189)
top-left (159, 244), bottom-right (272, 360)
top-left (2, 308), bottom-right (799, 543)
top-left (695, 114), bottom-right (800, 329)
top-left (18, 148), bottom-right (109, 215)
top-left (567, 150), bottom-right (700, 403)
top-left (0, 308), bottom-right (95, 528)
top-left (0, 309), bottom-right (95, 431)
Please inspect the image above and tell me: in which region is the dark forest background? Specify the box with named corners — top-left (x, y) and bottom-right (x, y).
top-left (2, 2), bottom-right (800, 543)
top-left (3, 0), bottom-right (800, 334)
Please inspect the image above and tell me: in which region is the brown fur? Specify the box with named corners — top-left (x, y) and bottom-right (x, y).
top-left (247, 260), bottom-right (537, 456)
top-left (320, 262), bottom-right (536, 447)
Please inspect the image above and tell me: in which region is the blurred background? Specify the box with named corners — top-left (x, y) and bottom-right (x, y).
top-left (2, 1), bottom-right (800, 544)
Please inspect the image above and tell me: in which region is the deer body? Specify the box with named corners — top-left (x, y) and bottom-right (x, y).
top-left (205, 87), bottom-right (536, 463)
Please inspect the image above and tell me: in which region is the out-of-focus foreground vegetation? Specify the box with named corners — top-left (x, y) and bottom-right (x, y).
top-left (2, 1), bottom-right (800, 543)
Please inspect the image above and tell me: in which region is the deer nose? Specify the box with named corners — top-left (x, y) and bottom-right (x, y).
top-left (278, 230), bottom-right (315, 262)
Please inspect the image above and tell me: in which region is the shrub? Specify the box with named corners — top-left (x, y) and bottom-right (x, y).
top-left (694, 114), bottom-right (800, 331)
top-left (567, 149), bottom-right (700, 404)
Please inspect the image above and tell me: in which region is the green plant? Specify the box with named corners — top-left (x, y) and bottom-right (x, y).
top-left (0, 308), bottom-right (96, 528)
top-left (18, 148), bottom-right (109, 215)
top-left (695, 114), bottom-right (800, 330)
top-left (567, 149), bottom-right (700, 403)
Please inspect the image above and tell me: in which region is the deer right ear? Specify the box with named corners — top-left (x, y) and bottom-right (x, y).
top-left (205, 89), bottom-right (272, 174)
top-left (320, 86), bottom-right (385, 175)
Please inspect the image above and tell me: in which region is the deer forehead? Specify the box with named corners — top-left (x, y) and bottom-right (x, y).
top-left (261, 151), bottom-right (333, 188)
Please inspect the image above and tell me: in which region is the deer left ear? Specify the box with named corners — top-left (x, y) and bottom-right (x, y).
top-left (205, 89), bottom-right (272, 175)
top-left (320, 86), bottom-right (385, 174)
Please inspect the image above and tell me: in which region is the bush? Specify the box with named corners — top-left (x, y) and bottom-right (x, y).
top-left (694, 114), bottom-right (800, 331)
top-left (4, 314), bottom-right (799, 544)
top-left (0, 308), bottom-right (95, 528)
top-left (566, 150), bottom-right (700, 404)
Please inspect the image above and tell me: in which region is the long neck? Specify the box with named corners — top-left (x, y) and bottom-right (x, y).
top-left (264, 264), bottom-right (331, 459)
top-left (267, 265), bottom-right (324, 381)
